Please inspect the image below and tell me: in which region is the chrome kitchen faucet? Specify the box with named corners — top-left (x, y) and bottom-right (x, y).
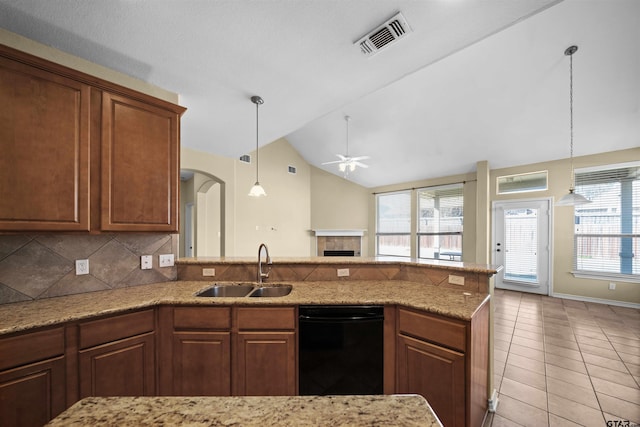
top-left (257, 243), bottom-right (272, 284)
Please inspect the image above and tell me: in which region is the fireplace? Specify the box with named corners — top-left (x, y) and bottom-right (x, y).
top-left (313, 230), bottom-right (365, 257)
top-left (323, 250), bottom-right (356, 257)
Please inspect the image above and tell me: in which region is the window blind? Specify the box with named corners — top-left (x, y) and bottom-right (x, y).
top-left (574, 162), bottom-right (639, 276)
top-left (417, 183), bottom-right (463, 259)
top-left (376, 191), bottom-right (411, 256)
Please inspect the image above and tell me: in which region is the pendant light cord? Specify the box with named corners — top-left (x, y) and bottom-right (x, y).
top-left (255, 100), bottom-right (260, 183)
top-left (564, 45), bottom-right (578, 193)
top-left (569, 49), bottom-right (574, 191)
top-left (345, 116), bottom-right (350, 157)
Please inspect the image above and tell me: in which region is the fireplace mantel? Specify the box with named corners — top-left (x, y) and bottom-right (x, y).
top-left (312, 229), bottom-right (366, 237)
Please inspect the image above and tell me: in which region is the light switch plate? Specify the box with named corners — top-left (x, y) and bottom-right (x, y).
top-left (448, 275), bottom-right (465, 286)
top-left (159, 254), bottom-right (175, 267)
top-left (141, 255), bottom-right (153, 270)
top-left (337, 268), bottom-right (350, 277)
top-left (202, 268), bottom-right (216, 277)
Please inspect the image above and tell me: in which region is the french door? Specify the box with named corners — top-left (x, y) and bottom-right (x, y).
top-left (493, 199), bottom-right (552, 295)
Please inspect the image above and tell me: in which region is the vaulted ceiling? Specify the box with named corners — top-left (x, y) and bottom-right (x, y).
top-left (1, 0), bottom-right (638, 188)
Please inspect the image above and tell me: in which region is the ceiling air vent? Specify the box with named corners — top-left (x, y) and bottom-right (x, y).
top-left (355, 12), bottom-right (412, 57)
top-left (239, 154), bottom-right (251, 164)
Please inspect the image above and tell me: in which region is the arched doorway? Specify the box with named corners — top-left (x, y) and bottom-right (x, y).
top-left (180, 169), bottom-right (225, 257)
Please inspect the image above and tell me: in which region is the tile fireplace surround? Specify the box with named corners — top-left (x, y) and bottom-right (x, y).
top-left (314, 230), bottom-right (365, 257)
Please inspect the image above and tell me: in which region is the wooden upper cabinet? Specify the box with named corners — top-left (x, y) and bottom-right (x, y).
top-left (0, 45), bottom-right (185, 233)
top-left (0, 55), bottom-right (90, 231)
top-left (101, 92), bottom-right (181, 231)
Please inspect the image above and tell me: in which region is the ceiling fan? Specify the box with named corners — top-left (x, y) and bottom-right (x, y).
top-left (322, 116), bottom-right (370, 176)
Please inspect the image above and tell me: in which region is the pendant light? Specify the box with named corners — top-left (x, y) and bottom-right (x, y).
top-left (556, 45), bottom-right (591, 206)
top-left (248, 95), bottom-right (267, 197)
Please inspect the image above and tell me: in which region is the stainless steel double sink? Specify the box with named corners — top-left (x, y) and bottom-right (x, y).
top-left (195, 283), bottom-right (292, 298)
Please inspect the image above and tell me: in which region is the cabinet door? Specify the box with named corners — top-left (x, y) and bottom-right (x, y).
top-left (0, 356), bottom-right (66, 427)
top-left (0, 56), bottom-right (90, 231)
top-left (234, 331), bottom-right (296, 396)
top-left (172, 331), bottom-right (231, 396)
top-left (397, 334), bottom-right (465, 427)
top-left (101, 92), bottom-right (179, 231)
top-left (79, 332), bottom-right (155, 397)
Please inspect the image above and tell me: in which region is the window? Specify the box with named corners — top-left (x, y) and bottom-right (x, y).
top-left (574, 162), bottom-right (639, 278)
top-left (417, 184), bottom-right (463, 260)
top-left (497, 171), bottom-right (548, 194)
top-left (376, 191), bottom-right (411, 256)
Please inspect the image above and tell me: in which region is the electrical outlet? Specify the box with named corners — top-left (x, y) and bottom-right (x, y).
top-left (141, 255), bottom-right (153, 270)
top-left (75, 259), bottom-right (89, 275)
top-left (609, 282), bottom-right (616, 290)
top-left (202, 268), bottom-right (216, 277)
top-left (448, 275), bottom-right (465, 286)
top-left (159, 254), bottom-right (175, 267)
top-left (337, 268), bottom-right (350, 277)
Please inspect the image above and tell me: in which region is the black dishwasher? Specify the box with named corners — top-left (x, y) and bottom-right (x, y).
top-left (299, 305), bottom-right (384, 395)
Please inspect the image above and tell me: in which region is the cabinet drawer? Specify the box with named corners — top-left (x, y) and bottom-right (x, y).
top-left (79, 309), bottom-right (155, 349)
top-left (236, 307), bottom-right (296, 330)
top-left (398, 308), bottom-right (466, 352)
top-left (0, 327), bottom-right (65, 371)
top-left (174, 306), bottom-right (231, 330)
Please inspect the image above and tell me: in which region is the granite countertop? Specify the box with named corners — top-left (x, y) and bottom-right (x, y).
top-left (0, 279), bottom-right (490, 336)
top-left (46, 395), bottom-right (442, 426)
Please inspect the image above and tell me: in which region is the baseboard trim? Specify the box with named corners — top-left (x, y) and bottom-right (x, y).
top-left (552, 292), bottom-right (640, 309)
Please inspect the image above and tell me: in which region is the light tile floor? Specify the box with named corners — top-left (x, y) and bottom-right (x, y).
top-left (483, 289), bottom-right (640, 427)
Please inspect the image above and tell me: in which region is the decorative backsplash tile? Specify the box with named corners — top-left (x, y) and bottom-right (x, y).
top-left (0, 233), bottom-right (178, 305)
top-left (176, 262), bottom-right (487, 293)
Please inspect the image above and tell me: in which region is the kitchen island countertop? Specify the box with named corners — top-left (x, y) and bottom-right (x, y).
top-left (0, 279), bottom-right (489, 336)
top-left (46, 395), bottom-right (442, 426)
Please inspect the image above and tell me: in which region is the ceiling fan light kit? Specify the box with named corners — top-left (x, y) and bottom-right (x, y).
top-left (322, 115), bottom-right (370, 177)
top-left (556, 45), bottom-right (591, 207)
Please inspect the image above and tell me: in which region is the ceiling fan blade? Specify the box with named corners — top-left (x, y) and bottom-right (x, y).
top-left (321, 160), bottom-right (344, 165)
top-left (350, 156), bottom-right (370, 161)
top-left (353, 162), bottom-right (369, 168)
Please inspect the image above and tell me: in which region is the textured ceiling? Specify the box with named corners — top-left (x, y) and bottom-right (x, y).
top-left (1, 0), bottom-right (638, 188)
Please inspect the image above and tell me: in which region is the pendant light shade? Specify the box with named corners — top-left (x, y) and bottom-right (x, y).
top-left (248, 95), bottom-right (266, 197)
top-left (556, 45), bottom-right (591, 207)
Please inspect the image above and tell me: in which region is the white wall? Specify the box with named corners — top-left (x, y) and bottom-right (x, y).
top-left (310, 167), bottom-right (370, 256)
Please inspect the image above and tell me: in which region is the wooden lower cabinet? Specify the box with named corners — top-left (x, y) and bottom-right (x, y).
top-left (162, 305), bottom-right (297, 397)
top-left (397, 334), bottom-right (465, 427)
top-left (234, 331), bottom-right (296, 396)
top-left (172, 331), bottom-right (231, 396)
top-left (0, 326), bottom-right (66, 426)
top-left (77, 309), bottom-right (156, 398)
top-left (396, 303), bottom-right (489, 427)
top-left (0, 356), bottom-right (66, 427)
top-left (78, 332), bottom-right (156, 397)
top-left (234, 307), bottom-right (297, 396)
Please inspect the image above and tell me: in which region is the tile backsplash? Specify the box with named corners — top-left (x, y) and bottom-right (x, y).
top-left (0, 233), bottom-right (178, 305)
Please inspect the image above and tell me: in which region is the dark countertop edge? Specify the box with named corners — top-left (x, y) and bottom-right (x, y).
top-left (177, 256), bottom-right (501, 275)
top-left (0, 281), bottom-right (490, 336)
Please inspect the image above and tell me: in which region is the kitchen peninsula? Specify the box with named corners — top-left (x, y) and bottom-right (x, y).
top-left (0, 257), bottom-right (497, 427)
